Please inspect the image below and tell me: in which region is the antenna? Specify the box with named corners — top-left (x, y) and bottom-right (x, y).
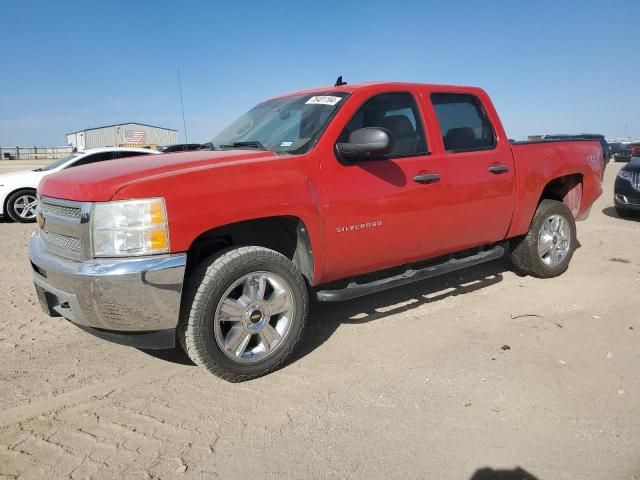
top-left (177, 68), bottom-right (189, 143)
top-left (334, 75), bottom-right (347, 87)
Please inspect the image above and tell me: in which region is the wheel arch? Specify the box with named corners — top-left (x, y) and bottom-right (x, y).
top-left (538, 173), bottom-right (583, 217)
top-left (185, 216), bottom-right (315, 284)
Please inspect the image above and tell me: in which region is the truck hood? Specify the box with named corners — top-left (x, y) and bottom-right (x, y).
top-left (38, 150), bottom-right (278, 201)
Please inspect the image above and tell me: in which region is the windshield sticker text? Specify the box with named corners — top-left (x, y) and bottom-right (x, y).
top-left (306, 96), bottom-right (342, 106)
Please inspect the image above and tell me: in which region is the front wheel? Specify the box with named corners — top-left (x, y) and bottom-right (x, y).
top-left (6, 189), bottom-right (38, 223)
top-left (178, 246), bottom-right (309, 382)
top-left (510, 199), bottom-right (576, 278)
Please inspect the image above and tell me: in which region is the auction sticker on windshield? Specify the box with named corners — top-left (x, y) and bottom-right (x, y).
top-left (305, 96), bottom-right (342, 106)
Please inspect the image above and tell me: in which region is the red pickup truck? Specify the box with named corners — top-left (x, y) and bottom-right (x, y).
top-left (31, 81), bottom-right (603, 381)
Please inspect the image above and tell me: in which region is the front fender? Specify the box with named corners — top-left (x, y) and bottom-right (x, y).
top-left (112, 154), bottom-right (328, 284)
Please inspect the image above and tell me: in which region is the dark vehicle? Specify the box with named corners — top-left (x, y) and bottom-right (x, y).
top-left (608, 142), bottom-right (624, 159)
top-left (614, 157), bottom-right (640, 217)
top-left (613, 142), bottom-right (640, 162)
top-left (543, 134), bottom-right (609, 166)
top-left (158, 143), bottom-right (202, 153)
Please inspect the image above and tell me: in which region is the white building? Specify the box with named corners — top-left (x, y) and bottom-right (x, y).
top-left (66, 122), bottom-right (177, 149)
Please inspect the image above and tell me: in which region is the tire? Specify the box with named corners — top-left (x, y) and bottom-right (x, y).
top-left (510, 199), bottom-right (576, 278)
top-left (178, 246), bottom-right (309, 382)
top-left (6, 189), bottom-right (38, 223)
top-left (615, 206), bottom-right (636, 218)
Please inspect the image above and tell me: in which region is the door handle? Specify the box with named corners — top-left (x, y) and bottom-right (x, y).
top-left (413, 173), bottom-right (440, 184)
top-left (488, 164), bottom-right (509, 174)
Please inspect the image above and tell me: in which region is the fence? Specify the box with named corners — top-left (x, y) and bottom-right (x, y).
top-left (0, 146), bottom-right (73, 160)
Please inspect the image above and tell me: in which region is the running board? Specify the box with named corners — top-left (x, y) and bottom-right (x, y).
top-left (316, 245), bottom-right (506, 302)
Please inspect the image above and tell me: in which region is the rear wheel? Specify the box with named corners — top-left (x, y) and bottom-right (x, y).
top-left (511, 199), bottom-right (576, 278)
top-left (6, 189), bottom-right (38, 223)
top-left (178, 246), bottom-right (309, 382)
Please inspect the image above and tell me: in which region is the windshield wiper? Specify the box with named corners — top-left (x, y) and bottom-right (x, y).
top-left (219, 141), bottom-right (267, 151)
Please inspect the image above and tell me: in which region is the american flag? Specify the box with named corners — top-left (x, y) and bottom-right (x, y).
top-left (124, 130), bottom-right (145, 144)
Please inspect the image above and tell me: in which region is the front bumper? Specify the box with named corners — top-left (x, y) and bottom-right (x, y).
top-left (29, 231), bottom-right (186, 349)
top-left (614, 177), bottom-right (640, 211)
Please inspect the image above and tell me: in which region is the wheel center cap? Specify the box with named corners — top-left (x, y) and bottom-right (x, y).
top-left (244, 305), bottom-right (268, 333)
top-left (249, 310), bottom-right (263, 324)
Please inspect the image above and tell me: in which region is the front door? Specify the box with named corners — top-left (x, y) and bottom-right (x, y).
top-left (319, 91), bottom-right (447, 282)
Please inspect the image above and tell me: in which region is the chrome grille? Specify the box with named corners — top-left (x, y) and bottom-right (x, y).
top-left (39, 196), bottom-right (92, 260)
top-left (631, 172), bottom-right (640, 190)
top-left (44, 231), bottom-right (82, 253)
top-left (42, 202), bottom-right (81, 221)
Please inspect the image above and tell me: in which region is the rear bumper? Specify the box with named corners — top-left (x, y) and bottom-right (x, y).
top-left (29, 231), bottom-right (186, 349)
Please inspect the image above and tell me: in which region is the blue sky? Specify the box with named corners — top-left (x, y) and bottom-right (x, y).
top-left (1, 0), bottom-right (638, 145)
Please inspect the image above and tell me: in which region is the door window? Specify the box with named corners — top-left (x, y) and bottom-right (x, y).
top-left (338, 92), bottom-right (428, 160)
top-left (431, 93), bottom-right (496, 152)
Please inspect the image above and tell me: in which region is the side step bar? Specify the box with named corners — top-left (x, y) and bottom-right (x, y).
top-left (316, 245), bottom-right (506, 302)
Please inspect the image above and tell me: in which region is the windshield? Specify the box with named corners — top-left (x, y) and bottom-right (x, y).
top-left (209, 92), bottom-right (349, 154)
top-left (37, 153), bottom-right (82, 171)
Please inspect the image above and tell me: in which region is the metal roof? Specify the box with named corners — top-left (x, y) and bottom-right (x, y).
top-left (66, 122), bottom-right (178, 135)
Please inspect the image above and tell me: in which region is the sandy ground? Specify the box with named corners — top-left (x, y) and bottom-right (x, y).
top-left (0, 161), bottom-right (639, 480)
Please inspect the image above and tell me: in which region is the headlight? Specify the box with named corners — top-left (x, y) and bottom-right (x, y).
top-left (92, 198), bottom-right (169, 257)
top-left (618, 170), bottom-right (633, 181)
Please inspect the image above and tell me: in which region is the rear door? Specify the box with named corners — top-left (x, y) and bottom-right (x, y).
top-left (426, 91), bottom-right (515, 252)
top-left (319, 90), bottom-right (447, 281)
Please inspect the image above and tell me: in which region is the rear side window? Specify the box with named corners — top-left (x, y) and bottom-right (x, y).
top-left (338, 92), bottom-right (428, 159)
top-left (431, 93), bottom-right (495, 152)
top-left (117, 151), bottom-right (149, 159)
top-left (66, 151), bottom-right (116, 168)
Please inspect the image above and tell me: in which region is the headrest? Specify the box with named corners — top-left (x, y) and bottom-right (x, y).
top-left (443, 127), bottom-right (476, 150)
top-left (380, 115), bottom-right (415, 139)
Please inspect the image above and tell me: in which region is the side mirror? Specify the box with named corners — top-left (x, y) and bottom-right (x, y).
top-left (336, 127), bottom-right (394, 161)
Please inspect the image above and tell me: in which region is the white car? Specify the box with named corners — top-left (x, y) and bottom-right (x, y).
top-left (0, 147), bottom-right (161, 223)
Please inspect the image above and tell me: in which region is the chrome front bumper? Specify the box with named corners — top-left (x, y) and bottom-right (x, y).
top-left (29, 230), bottom-right (186, 349)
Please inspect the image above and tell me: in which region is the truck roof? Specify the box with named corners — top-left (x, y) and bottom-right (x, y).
top-left (271, 81), bottom-right (487, 99)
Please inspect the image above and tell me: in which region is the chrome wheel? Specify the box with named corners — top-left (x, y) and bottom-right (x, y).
top-left (538, 213), bottom-right (571, 266)
top-left (213, 271), bottom-right (295, 363)
top-left (13, 194), bottom-right (38, 220)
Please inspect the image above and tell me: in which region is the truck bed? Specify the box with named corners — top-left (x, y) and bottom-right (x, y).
top-left (507, 139), bottom-right (603, 238)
